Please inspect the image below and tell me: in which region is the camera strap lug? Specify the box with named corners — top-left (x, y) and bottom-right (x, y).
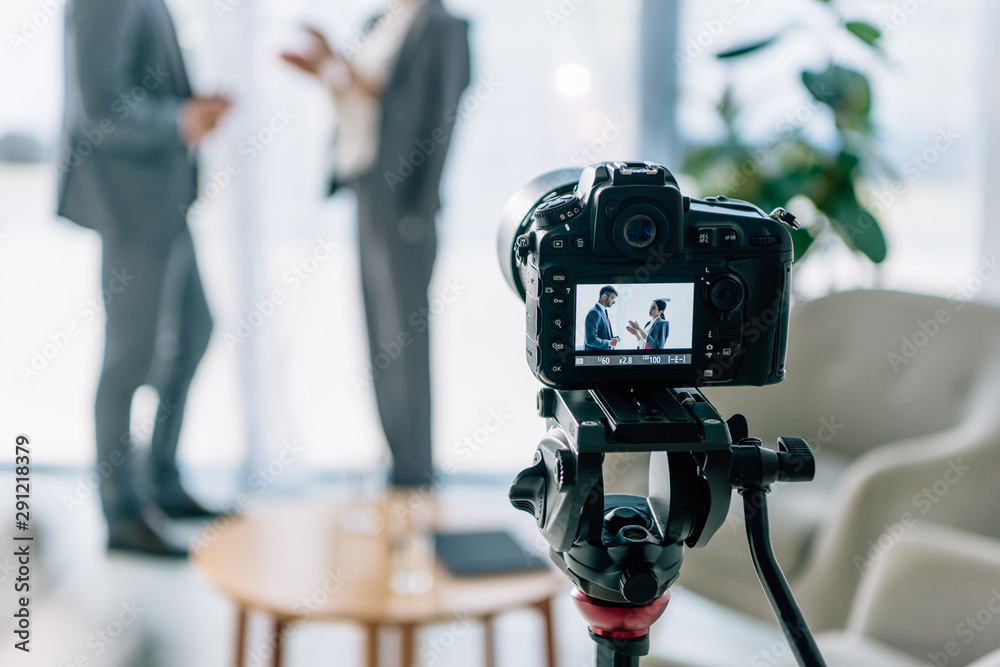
top-left (769, 207), bottom-right (799, 229)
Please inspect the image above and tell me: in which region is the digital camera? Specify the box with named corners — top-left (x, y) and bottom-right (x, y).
top-left (497, 161), bottom-right (795, 389)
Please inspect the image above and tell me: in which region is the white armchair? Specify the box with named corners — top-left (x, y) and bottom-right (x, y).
top-left (669, 289), bottom-right (1000, 631)
top-left (770, 522), bottom-right (1000, 667)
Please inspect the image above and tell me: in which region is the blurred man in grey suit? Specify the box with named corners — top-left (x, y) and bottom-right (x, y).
top-left (282, 0), bottom-right (470, 486)
top-left (58, 0), bottom-right (230, 556)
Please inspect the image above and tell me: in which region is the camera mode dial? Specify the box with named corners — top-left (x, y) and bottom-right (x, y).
top-left (532, 194), bottom-right (583, 228)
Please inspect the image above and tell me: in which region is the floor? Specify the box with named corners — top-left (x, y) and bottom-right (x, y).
top-left (0, 470), bottom-right (786, 667)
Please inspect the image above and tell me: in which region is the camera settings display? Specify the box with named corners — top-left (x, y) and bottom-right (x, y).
top-left (574, 353), bottom-right (693, 367)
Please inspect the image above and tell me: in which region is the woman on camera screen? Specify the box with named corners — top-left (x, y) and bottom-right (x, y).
top-left (627, 299), bottom-right (669, 350)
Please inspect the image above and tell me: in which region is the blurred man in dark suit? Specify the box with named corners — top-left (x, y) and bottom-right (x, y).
top-left (281, 0), bottom-right (470, 486)
top-left (58, 0), bottom-right (230, 556)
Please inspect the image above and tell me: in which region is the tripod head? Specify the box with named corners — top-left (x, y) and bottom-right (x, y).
top-left (510, 387), bottom-right (824, 666)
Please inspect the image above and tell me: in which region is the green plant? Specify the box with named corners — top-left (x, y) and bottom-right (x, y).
top-left (683, 1), bottom-right (888, 264)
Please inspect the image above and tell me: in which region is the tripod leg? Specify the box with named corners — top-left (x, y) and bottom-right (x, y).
top-left (595, 643), bottom-right (640, 667)
top-left (742, 488), bottom-right (826, 667)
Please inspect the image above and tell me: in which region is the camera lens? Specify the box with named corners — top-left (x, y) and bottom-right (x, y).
top-left (622, 214), bottom-right (657, 248)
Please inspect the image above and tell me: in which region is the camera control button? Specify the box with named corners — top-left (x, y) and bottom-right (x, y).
top-left (550, 340), bottom-right (567, 353)
top-left (550, 236), bottom-right (566, 249)
top-left (549, 363), bottom-right (564, 375)
top-left (695, 228), bottom-right (714, 247)
top-left (551, 271), bottom-right (568, 284)
top-left (551, 294), bottom-right (567, 308)
top-left (718, 341), bottom-right (742, 360)
top-left (574, 236), bottom-right (587, 250)
top-left (704, 328), bottom-right (719, 341)
top-left (551, 317), bottom-right (566, 330)
top-left (707, 277), bottom-right (744, 312)
top-left (719, 228), bottom-right (739, 246)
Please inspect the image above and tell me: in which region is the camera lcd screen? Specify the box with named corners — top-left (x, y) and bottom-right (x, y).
top-left (574, 282), bottom-right (694, 367)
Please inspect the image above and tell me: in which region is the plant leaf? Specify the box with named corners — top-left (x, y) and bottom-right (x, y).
top-left (845, 21), bottom-right (881, 47)
top-left (717, 36), bottom-right (779, 59)
top-left (790, 228), bottom-right (815, 263)
top-left (802, 65), bottom-right (872, 131)
top-left (829, 200), bottom-right (888, 263)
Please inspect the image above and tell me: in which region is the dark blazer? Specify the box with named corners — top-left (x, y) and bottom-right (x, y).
top-left (644, 318), bottom-right (669, 350)
top-left (353, 0), bottom-right (470, 222)
top-left (585, 304), bottom-right (614, 350)
top-left (58, 0), bottom-right (196, 244)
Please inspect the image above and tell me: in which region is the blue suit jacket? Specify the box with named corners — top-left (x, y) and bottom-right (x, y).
top-left (644, 318), bottom-right (669, 350)
top-left (584, 304), bottom-right (614, 350)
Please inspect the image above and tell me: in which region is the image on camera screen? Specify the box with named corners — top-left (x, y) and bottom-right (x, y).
top-left (573, 282), bottom-right (695, 367)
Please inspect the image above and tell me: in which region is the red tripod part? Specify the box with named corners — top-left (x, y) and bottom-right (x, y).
top-left (571, 588), bottom-right (671, 639)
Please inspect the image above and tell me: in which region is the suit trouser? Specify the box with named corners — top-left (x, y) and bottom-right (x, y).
top-left (94, 227), bottom-right (212, 519)
top-left (355, 182), bottom-right (436, 486)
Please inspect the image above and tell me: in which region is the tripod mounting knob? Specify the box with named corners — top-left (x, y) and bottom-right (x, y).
top-left (509, 451), bottom-right (546, 521)
top-left (730, 436), bottom-right (815, 491)
top-left (619, 564), bottom-right (659, 605)
top-left (537, 387), bottom-right (556, 418)
top-left (777, 437), bottom-right (815, 483)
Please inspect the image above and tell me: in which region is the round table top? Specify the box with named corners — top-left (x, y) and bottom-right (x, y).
top-left (192, 490), bottom-right (567, 625)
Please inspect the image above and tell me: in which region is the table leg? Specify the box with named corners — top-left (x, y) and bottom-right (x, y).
top-left (482, 614), bottom-right (496, 667)
top-left (536, 597), bottom-right (557, 667)
top-left (271, 618), bottom-right (287, 667)
top-left (401, 624), bottom-right (416, 667)
top-left (365, 624), bottom-right (379, 667)
top-left (234, 606), bottom-right (248, 667)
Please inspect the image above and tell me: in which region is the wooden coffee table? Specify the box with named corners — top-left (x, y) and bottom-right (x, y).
top-left (192, 490), bottom-right (566, 667)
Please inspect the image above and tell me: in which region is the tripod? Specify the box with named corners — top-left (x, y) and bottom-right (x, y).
top-left (509, 387), bottom-right (827, 667)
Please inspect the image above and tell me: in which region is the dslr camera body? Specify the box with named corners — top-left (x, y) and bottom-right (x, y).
top-left (499, 161), bottom-right (796, 390)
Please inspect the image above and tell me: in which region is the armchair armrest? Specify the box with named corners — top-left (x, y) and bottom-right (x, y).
top-left (848, 522), bottom-right (1000, 666)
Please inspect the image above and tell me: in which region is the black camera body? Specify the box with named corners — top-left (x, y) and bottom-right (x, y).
top-left (498, 161), bottom-right (795, 390)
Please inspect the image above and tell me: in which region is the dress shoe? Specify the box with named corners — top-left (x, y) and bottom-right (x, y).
top-left (155, 486), bottom-right (221, 519)
top-left (107, 512), bottom-right (188, 558)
